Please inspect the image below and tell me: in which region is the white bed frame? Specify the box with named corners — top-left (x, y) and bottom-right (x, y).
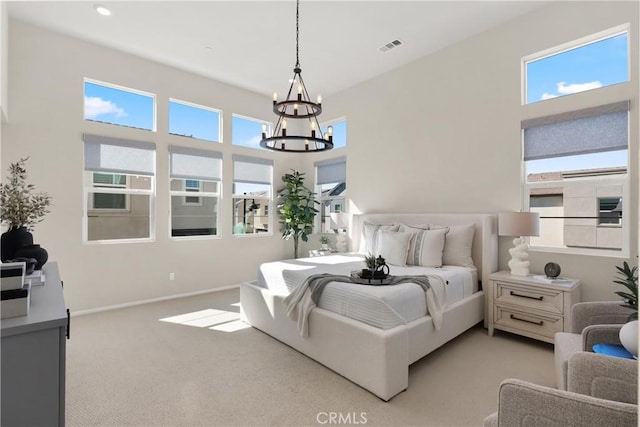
top-left (240, 213), bottom-right (498, 401)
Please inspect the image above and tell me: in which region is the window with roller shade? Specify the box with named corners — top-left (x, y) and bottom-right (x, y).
top-left (315, 157), bottom-right (346, 233)
top-left (83, 134), bottom-right (156, 242)
top-left (232, 155), bottom-right (272, 235)
top-left (169, 146), bottom-right (222, 237)
top-left (523, 101), bottom-right (629, 254)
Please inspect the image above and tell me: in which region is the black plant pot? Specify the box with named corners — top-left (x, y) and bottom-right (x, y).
top-left (15, 244), bottom-right (48, 270)
top-left (1, 227), bottom-right (34, 262)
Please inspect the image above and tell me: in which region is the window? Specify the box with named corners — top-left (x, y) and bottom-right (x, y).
top-left (232, 114), bottom-right (271, 150)
top-left (523, 101), bottom-right (629, 254)
top-left (169, 146), bottom-right (222, 237)
top-left (315, 157), bottom-right (347, 233)
top-left (232, 155), bottom-right (272, 234)
top-left (169, 99), bottom-right (221, 143)
top-left (84, 79), bottom-right (155, 131)
top-left (83, 134), bottom-right (156, 242)
top-left (524, 27), bottom-right (628, 104)
top-left (183, 179), bottom-right (202, 206)
top-left (321, 119), bottom-right (347, 149)
top-left (91, 173), bottom-right (128, 210)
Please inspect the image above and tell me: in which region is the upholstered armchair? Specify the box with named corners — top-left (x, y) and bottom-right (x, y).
top-left (484, 352), bottom-right (638, 427)
top-left (554, 301), bottom-right (633, 390)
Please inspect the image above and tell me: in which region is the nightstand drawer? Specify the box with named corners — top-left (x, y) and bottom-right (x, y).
top-left (494, 306), bottom-right (563, 339)
top-left (495, 281), bottom-right (563, 314)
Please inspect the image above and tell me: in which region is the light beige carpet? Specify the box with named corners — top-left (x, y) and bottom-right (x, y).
top-left (66, 288), bottom-right (555, 426)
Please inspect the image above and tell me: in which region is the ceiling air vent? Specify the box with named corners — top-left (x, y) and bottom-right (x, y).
top-left (379, 39), bottom-right (404, 53)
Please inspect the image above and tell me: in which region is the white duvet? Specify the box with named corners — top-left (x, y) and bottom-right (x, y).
top-left (258, 254), bottom-right (478, 330)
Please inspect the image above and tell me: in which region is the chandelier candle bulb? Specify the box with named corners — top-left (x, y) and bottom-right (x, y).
top-left (317, 95), bottom-right (322, 105)
top-left (294, 104), bottom-right (298, 115)
top-left (261, 123), bottom-right (267, 139)
top-left (311, 121), bottom-right (316, 137)
top-left (282, 119), bottom-right (287, 136)
top-left (273, 92), bottom-right (277, 104)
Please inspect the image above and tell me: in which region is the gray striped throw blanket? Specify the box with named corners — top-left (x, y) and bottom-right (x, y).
top-left (283, 274), bottom-right (444, 337)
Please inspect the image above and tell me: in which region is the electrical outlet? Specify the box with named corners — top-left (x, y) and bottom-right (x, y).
top-left (169, 272), bottom-right (175, 281)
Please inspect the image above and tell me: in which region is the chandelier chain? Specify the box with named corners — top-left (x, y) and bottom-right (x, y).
top-left (295, 0), bottom-right (300, 68)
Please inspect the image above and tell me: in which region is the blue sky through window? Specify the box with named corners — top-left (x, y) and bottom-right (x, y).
top-left (169, 100), bottom-right (220, 142)
top-left (233, 115), bottom-right (269, 150)
top-left (321, 120), bottom-right (347, 148)
top-left (526, 33), bottom-right (628, 104)
top-left (84, 81), bottom-right (154, 130)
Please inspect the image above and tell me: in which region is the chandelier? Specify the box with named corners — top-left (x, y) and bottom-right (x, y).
top-left (260, 0), bottom-right (333, 153)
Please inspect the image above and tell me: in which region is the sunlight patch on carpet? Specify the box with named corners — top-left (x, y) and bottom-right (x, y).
top-left (159, 308), bottom-right (244, 331)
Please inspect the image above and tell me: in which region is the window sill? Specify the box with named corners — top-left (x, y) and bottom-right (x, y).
top-left (529, 245), bottom-right (628, 259)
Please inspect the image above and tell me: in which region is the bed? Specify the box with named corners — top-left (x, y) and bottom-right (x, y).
top-left (240, 213), bottom-right (498, 401)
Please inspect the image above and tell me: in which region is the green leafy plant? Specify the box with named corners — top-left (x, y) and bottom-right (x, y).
top-left (364, 253), bottom-right (378, 270)
top-left (614, 261), bottom-right (638, 322)
top-left (0, 158), bottom-right (51, 230)
top-left (319, 236), bottom-right (331, 245)
top-left (277, 170), bottom-right (319, 258)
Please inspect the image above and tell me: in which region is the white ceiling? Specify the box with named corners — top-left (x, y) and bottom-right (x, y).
top-left (6, 1), bottom-right (548, 97)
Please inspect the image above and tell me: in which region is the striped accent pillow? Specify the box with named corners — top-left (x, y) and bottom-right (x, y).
top-left (406, 227), bottom-right (449, 267)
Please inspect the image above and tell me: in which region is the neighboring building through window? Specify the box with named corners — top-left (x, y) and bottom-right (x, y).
top-left (83, 134), bottom-right (156, 242)
top-left (321, 119), bottom-right (347, 149)
top-left (523, 101), bottom-right (629, 254)
top-left (169, 146), bottom-right (222, 237)
top-left (84, 79), bottom-right (156, 131)
top-left (524, 26), bottom-right (628, 104)
top-left (91, 173), bottom-right (128, 210)
top-left (169, 99), bottom-right (221, 143)
top-left (232, 155), bottom-right (272, 234)
top-left (315, 157), bottom-right (347, 233)
top-left (232, 114), bottom-right (271, 150)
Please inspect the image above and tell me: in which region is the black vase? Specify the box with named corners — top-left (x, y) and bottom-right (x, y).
top-left (15, 244), bottom-right (48, 270)
top-left (1, 227), bottom-right (34, 262)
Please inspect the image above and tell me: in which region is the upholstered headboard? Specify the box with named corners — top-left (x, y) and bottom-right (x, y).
top-left (351, 213), bottom-right (498, 288)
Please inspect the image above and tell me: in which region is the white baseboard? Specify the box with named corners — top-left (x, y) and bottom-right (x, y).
top-left (71, 284), bottom-right (240, 317)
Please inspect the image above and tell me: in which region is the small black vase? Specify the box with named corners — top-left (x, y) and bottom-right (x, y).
top-left (15, 244), bottom-right (48, 270)
top-left (1, 227), bottom-right (34, 262)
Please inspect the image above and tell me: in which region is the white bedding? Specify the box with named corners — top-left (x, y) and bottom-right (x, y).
top-left (257, 253), bottom-right (478, 330)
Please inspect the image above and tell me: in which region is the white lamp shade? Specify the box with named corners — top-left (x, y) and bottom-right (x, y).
top-left (498, 212), bottom-right (540, 237)
top-left (330, 212), bottom-right (348, 229)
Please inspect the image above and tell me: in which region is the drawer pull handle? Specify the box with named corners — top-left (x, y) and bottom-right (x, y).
top-left (510, 314), bottom-right (543, 326)
top-left (510, 291), bottom-right (543, 301)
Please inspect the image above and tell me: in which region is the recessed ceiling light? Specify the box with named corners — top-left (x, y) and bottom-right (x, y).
top-left (95, 5), bottom-right (111, 16)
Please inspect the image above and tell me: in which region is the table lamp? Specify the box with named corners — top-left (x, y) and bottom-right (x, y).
top-left (330, 212), bottom-right (349, 252)
top-left (498, 212), bottom-right (540, 276)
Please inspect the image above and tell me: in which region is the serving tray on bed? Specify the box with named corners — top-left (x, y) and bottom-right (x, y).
top-left (350, 272), bottom-right (395, 286)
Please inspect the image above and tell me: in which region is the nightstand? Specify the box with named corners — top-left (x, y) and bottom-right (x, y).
top-left (487, 271), bottom-right (581, 343)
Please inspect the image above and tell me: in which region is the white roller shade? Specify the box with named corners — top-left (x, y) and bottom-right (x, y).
top-left (233, 155), bottom-right (273, 185)
top-left (169, 146), bottom-right (222, 181)
top-left (315, 157), bottom-right (346, 185)
top-left (83, 134), bottom-right (155, 176)
top-left (522, 101), bottom-right (629, 161)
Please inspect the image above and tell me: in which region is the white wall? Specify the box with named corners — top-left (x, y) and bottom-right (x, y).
top-left (305, 1), bottom-right (639, 302)
top-left (0, 1), bottom-right (7, 124)
top-left (3, 2), bottom-right (638, 310)
top-left (2, 20), bottom-right (303, 311)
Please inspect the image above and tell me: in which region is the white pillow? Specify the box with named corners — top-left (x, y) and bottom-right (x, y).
top-left (398, 223), bottom-right (429, 232)
top-left (376, 230), bottom-right (413, 266)
top-left (406, 227), bottom-right (448, 267)
top-left (360, 222), bottom-right (400, 254)
top-left (431, 224), bottom-right (475, 268)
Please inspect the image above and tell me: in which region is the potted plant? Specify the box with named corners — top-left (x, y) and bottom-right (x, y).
top-left (361, 254), bottom-right (389, 280)
top-left (277, 170), bottom-right (319, 258)
top-left (0, 158), bottom-right (52, 262)
top-left (614, 261), bottom-right (638, 357)
top-left (319, 236), bottom-right (331, 250)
